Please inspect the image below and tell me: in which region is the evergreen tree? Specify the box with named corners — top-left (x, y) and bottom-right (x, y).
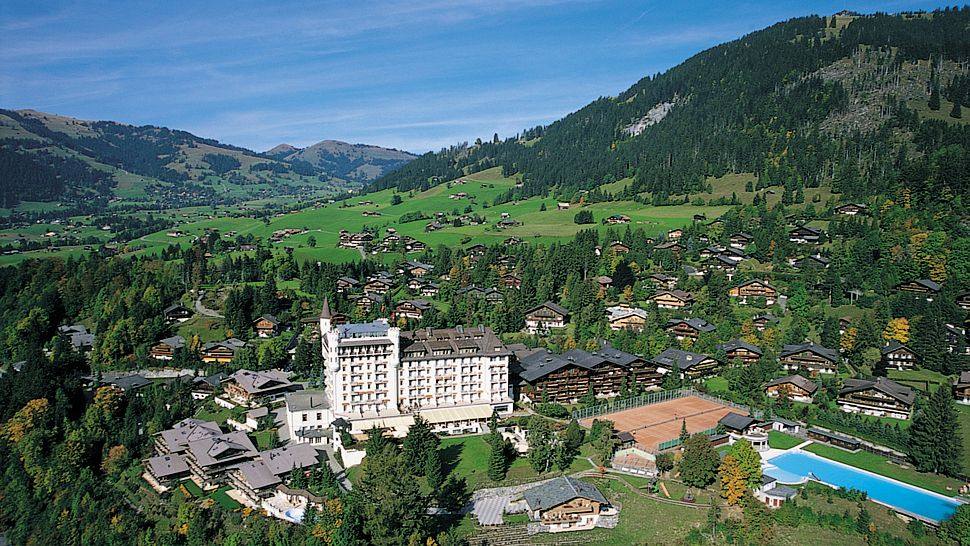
top-left (929, 83), bottom-right (941, 110)
top-left (425, 447), bottom-right (444, 490)
top-left (950, 99), bottom-right (963, 119)
top-left (487, 433), bottom-right (508, 481)
top-left (909, 386), bottom-right (962, 475)
top-left (679, 434), bottom-right (720, 488)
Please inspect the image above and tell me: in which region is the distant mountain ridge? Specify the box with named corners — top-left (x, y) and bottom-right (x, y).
top-left (265, 140), bottom-right (416, 183)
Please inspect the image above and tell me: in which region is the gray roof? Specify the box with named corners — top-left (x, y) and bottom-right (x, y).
top-left (903, 279), bottom-right (943, 292)
top-left (718, 412), bottom-right (756, 432)
top-left (526, 301), bottom-right (569, 317)
top-left (780, 342), bottom-right (838, 363)
top-left (228, 369), bottom-right (293, 396)
top-left (158, 335), bottom-right (186, 349)
top-left (765, 485), bottom-right (798, 499)
top-left (765, 375), bottom-right (818, 394)
top-left (259, 443), bottom-right (319, 475)
top-left (956, 371), bottom-right (970, 387)
top-left (717, 339), bottom-right (763, 356)
top-left (881, 341), bottom-right (916, 356)
top-left (236, 461), bottom-right (281, 490)
top-left (522, 477), bottom-right (608, 511)
top-left (285, 390), bottom-right (330, 412)
top-left (107, 374), bottom-right (152, 392)
top-left (158, 418), bottom-right (223, 453)
top-left (186, 431), bottom-right (258, 468)
top-left (146, 453), bottom-right (190, 479)
top-left (840, 377), bottom-right (915, 406)
top-left (338, 320), bottom-right (390, 339)
top-left (652, 348), bottom-right (717, 370)
top-left (665, 317), bottom-right (716, 333)
top-left (517, 341), bottom-right (640, 382)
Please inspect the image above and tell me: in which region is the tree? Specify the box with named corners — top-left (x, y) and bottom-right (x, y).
top-left (951, 99), bottom-right (963, 119)
top-left (425, 447), bottom-right (444, 490)
top-left (909, 385), bottom-right (962, 475)
top-left (883, 317), bottom-right (910, 344)
top-left (402, 415), bottom-right (438, 474)
top-left (728, 439), bottom-right (763, 490)
top-left (679, 419), bottom-right (689, 443)
top-left (573, 210), bottom-right (594, 224)
top-left (718, 455), bottom-right (747, 505)
top-left (364, 426), bottom-right (390, 458)
top-left (487, 432), bottom-right (508, 481)
top-left (941, 504), bottom-right (970, 546)
top-left (306, 235), bottom-right (317, 247)
top-left (679, 434), bottom-right (720, 488)
top-left (527, 418), bottom-right (556, 473)
top-left (391, 194), bottom-right (403, 205)
top-left (929, 84), bottom-right (941, 110)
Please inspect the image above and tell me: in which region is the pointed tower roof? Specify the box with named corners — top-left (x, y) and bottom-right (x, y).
top-left (319, 297), bottom-right (333, 319)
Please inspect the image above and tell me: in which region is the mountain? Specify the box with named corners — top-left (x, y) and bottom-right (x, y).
top-left (265, 139), bottom-right (416, 184)
top-left (370, 9), bottom-right (970, 206)
top-left (0, 110), bottom-right (412, 209)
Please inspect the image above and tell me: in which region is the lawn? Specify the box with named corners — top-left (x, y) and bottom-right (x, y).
top-left (704, 375), bottom-right (730, 393)
top-left (180, 480), bottom-right (204, 498)
top-left (209, 486), bottom-right (243, 510)
top-left (804, 442), bottom-right (963, 496)
top-left (887, 368), bottom-right (952, 393)
top-left (768, 430), bottom-right (803, 450)
top-left (253, 429), bottom-right (276, 450)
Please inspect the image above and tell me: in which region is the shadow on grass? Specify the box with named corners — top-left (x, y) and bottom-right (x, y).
top-left (441, 442), bottom-right (464, 476)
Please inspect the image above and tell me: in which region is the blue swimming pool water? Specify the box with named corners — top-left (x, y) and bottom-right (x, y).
top-left (765, 451), bottom-right (962, 523)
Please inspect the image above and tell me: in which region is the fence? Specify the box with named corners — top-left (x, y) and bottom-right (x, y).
top-left (570, 387), bottom-right (759, 421)
top-left (656, 426), bottom-right (718, 451)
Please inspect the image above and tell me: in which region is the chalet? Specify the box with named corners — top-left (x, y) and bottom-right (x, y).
top-left (252, 315), bottom-right (280, 338)
top-left (718, 412), bottom-right (767, 451)
top-left (608, 241), bottom-right (630, 254)
top-left (655, 241), bottom-right (684, 254)
top-left (605, 305), bottom-right (648, 332)
top-left (946, 324), bottom-right (968, 354)
top-left (525, 302), bottom-right (569, 334)
top-left (425, 221), bottom-right (444, 232)
top-left (880, 341), bottom-right (920, 371)
top-left (894, 279), bottom-right (942, 301)
top-left (150, 335), bottom-right (186, 360)
top-left (652, 348), bottom-right (721, 380)
top-left (648, 273), bottom-right (678, 290)
top-left (519, 477), bottom-right (613, 533)
top-left (833, 203), bottom-right (868, 216)
top-left (58, 324), bottom-right (95, 352)
top-left (503, 236), bottom-right (524, 246)
top-left (953, 372), bottom-right (970, 405)
top-left (466, 244), bottom-right (487, 258)
top-left (191, 373), bottom-right (227, 400)
top-left (336, 276), bottom-right (359, 293)
top-left (394, 299), bottom-right (432, 321)
top-left (201, 338), bottom-right (247, 364)
top-left (728, 279), bottom-right (779, 305)
top-left (225, 369), bottom-right (296, 407)
top-left (182, 430), bottom-right (259, 488)
top-left (596, 276), bottom-right (613, 291)
top-left (780, 343), bottom-right (839, 376)
top-left (729, 233), bottom-right (753, 249)
top-left (789, 225), bottom-right (823, 244)
top-left (363, 277), bottom-right (394, 294)
top-left (456, 285), bottom-right (503, 303)
top-left (230, 444), bottom-right (320, 506)
top-left (716, 339), bottom-right (763, 364)
top-left (500, 273), bottom-right (522, 289)
top-left (418, 282), bottom-right (440, 297)
top-left (667, 228), bottom-right (684, 240)
top-left (699, 246), bottom-right (724, 259)
top-left (353, 293), bottom-right (384, 314)
top-left (163, 304), bottom-right (192, 324)
top-left (496, 218), bottom-right (520, 229)
top-left (707, 254), bottom-right (739, 274)
top-left (665, 318), bottom-right (716, 341)
top-left (400, 260), bottom-right (433, 278)
top-left (338, 231), bottom-right (373, 249)
top-left (958, 292), bottom-right (970, 311)
top-left (557, 202), bottom-right (570, 210)
top-left (839, 316), bottom-right (852, 334)
top-left (793, 254), bottom-right (830, 269)
top-left (649, 289), bottom-right (694, 310)
top-left (514, 342), bottom-right (662, 403)
top-left (144, 453), bottom-right (192, 489)
top-left (406, 277), bottom-right (425, 291)
top-left (764, 375), bottom-right (818, 403)
top-left (838, 377), bottom-right (915, 420)
top-left (102, 373), bottom-right (152, 394)
top-left (752, 313), bottom-right (779, 332)
top-left (403, 237), bottom-right (427, 253)
top-left (604, 214), bottom-right (630, 225)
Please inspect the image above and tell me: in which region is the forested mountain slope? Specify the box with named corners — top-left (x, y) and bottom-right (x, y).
top-left (370, 9), bottom-right (970, 208)
top-left (265, 139), bottom-right (415, 183)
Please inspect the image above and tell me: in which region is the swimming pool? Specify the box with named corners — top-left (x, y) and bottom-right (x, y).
top-left (283, 507), bottom-right (305, 524)
top-left (764, 450), bottom-right (962, 523)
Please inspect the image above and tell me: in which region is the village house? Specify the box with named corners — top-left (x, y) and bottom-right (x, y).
top-left (751, 313), bottom-right (779, 332)
top-left (789, 225), bottom-right (823, 244)
top-left (793, 254), bottom-right (830, 269)
top-left (729, 232), bottom-right (753, 248)
top-left (284, 390), bottom-right (331, 446)
top-left (163, 303), bottom-right (193, 324)
top-left (953, 372), bottom-right (970, 405)
top-left (457, 285), bottom-right (504, 304)
top-left (201, 338), bottom-right (247, 364)
top-left (401, 260), bottom-right (433, 277)
top-left (957, 291), bottom-right (970, 311)
top-left (719, 412), bottom-right (768, 452)
top-left (894, 279), bottom-right (942, 301)
top-left (363, 276), bottom-right (395, 294)
top-left (833, 203), bottom-right (868, 216)
top-left (150, 335), bottom-right (186, 360)
top-left (652, 348), bottom-right (721, 380)
top-left (418, 282), bottom-right (440, 297)
top-left (513, 341), bottom-right (662, 402)
top-left (596, 275), bottom-right (612, 292)
top-left (728, 279), bottom-right (780, 305)
top-left (648, 273), bottom-right (678, 290)
top-left (608, 241), bottom-right (630, 254)
top-left (716, 339), bottom-right (763, 364)
top-left (224, 369), bottom-right (297, 407)
top-left (500, 272), bottom-right (522, 289)
top-left (518, 477), bottom-right (614, 533)
top-left (880, 341), bottom-right (920, 371)
top-left (755, 475), bottom-right (798, 509)
top-left (58, 324), bottom-right (95, 352)
top-left (764, 375), bottom-right (818, 403)
top-left (654, 240), bottom-right (684, 254)
top-left (649, 289), bottom-right (694, 309)
top-left (191, 373), bottom-right (227, 400)
top-left (394, 299), bottom-right (432, 321)
top-left (667, 228), bottom-right (683, 240)
top-left (524, 301), bottom-right (569, 334)
top-left (557, 202), bottom-right (570, 210)
top-left (183, 430), bottom-right (260, 488)
top-left (665, 317), bottom-right (716, 341)
top-left (353, 293), bottom-right (384, 314)
top-left (838, 377), bottom-right (915, 420)
top-left (605, 305), bottom-right (648, 331)
top-left (230, 444), bottom-right (321, 507)
top-left (253, 314), bottom-right (280, 337)
top-left (946, 324), bottom-right (968, 354)
top-left (604, 214), bottom-right (630, 225)
top-left (780, 342), bottom-right (840, 375)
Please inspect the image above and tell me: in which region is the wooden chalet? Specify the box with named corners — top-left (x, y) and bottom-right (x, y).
top-left (880, 341), bottom-right (920, 371)
top-left (608, 241), bottom-right (630, 254)
top-left (793, 254), bottom-right (830, 269)
top-left (652, 348), bottom-right (721, 380)
top-left (336, 276), bottom-right (360, 293)
top-left (524, 302), bottom-right (569, 334)
top-left (729, 232), bottom-right (753, 249)
top-left (605, 305), bottom-right (648, 332)
top-left (834, 203), bottom-right (868, 216)
top-left (500, 273), bottom-right (522, 289)
top-left (418, 282), bottom-right (440, 297)
top-left (953, 372), bottom-right (970, 405)
top-left (201, 338), bottom-right (247, 364)
top-left (394, 300), bottom-right (431, 321)
top-left (604, 214), bottom-right (630, 225)
top-left (789, 225), bottom-right (823, 244)
top-left (779, 342), bottom-right (839, 376)
top-left (716, 339), bottom-right (763, 364)
top-left (752, 313), bottom-right (779, 332)
top-left (163, 304), bottom-right (192, 324)
top-left (353, 293), bottom-right (383, 314)
top-left (894, 279), bottom-right (942, 300)
top-left (649, 289), bottom-right (694, 309)
top-left (667, 228), bottom-right (684, 240)
top-left (838, 377), bottom-right (914, 420)
top-left (655, 241), bottom-right (684, 254)
top-left (520, 477), bottom-right (612, 533)
top-left (363, 277), bottom-right (394, 294)
top-left (401, 260), bottom-right (433, 278)
top-left (764, 375), bottom-right (818, 403)
top-left (648, 273), bottom-right (678, 290)
top-left (665, 318), bottom-right (716, 341)
top-left (946, 323), bottom-right (968, 354)
top-left (728, 279), bottom-right (779, 305)
top-left (253, 314), bottom-right (280, 338)
top-left (957, 292), bottom-right (970, 311)
top-left (150, 335), bottom-right (186, 361)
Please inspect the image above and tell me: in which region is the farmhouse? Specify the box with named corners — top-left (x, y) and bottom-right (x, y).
top-left (716, 339), bottom-right (763, 364)
top-left (880, 341), bottom-right (920, 371)
top-left (163, 304), bottom-right (192, 323)
top-left (779, 342), bottom-right (839, 376)
top-left (649, 289), bottom-right (694, 309)
top-left (605, 305), bottom-right (648, 331)
top-left (252, 314), bottom-right (280, 337)
top-left (201, 338), bottom-right (247, 363)
top-left (764, 375), bottom-right (818, 403)
top-left (664, 317), bottom-right (716, 341)
top-left (894, 279), bottom-right (942, 300)
top-left (838, 377), bottom-right (915, 420)
top-left (150, 335), bottom-right (186, 360)
top-left (789, 225), bottom-right (823, 244)
top-left (728, 279), bottom-right (779, 305)
top-left (525, 301), bottom-right (569, 334)
top-left (519, 477), bottom-right (613, 533)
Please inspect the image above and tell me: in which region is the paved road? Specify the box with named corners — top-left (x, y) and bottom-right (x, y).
top-left (194, 296), bottom-right (223, 318)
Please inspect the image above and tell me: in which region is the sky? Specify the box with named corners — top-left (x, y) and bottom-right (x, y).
top-left (0, 0), bottom-right (947, 153)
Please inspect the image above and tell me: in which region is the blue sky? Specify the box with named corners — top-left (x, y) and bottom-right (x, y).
top-left (0, 0), bottom-right (945, 153)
